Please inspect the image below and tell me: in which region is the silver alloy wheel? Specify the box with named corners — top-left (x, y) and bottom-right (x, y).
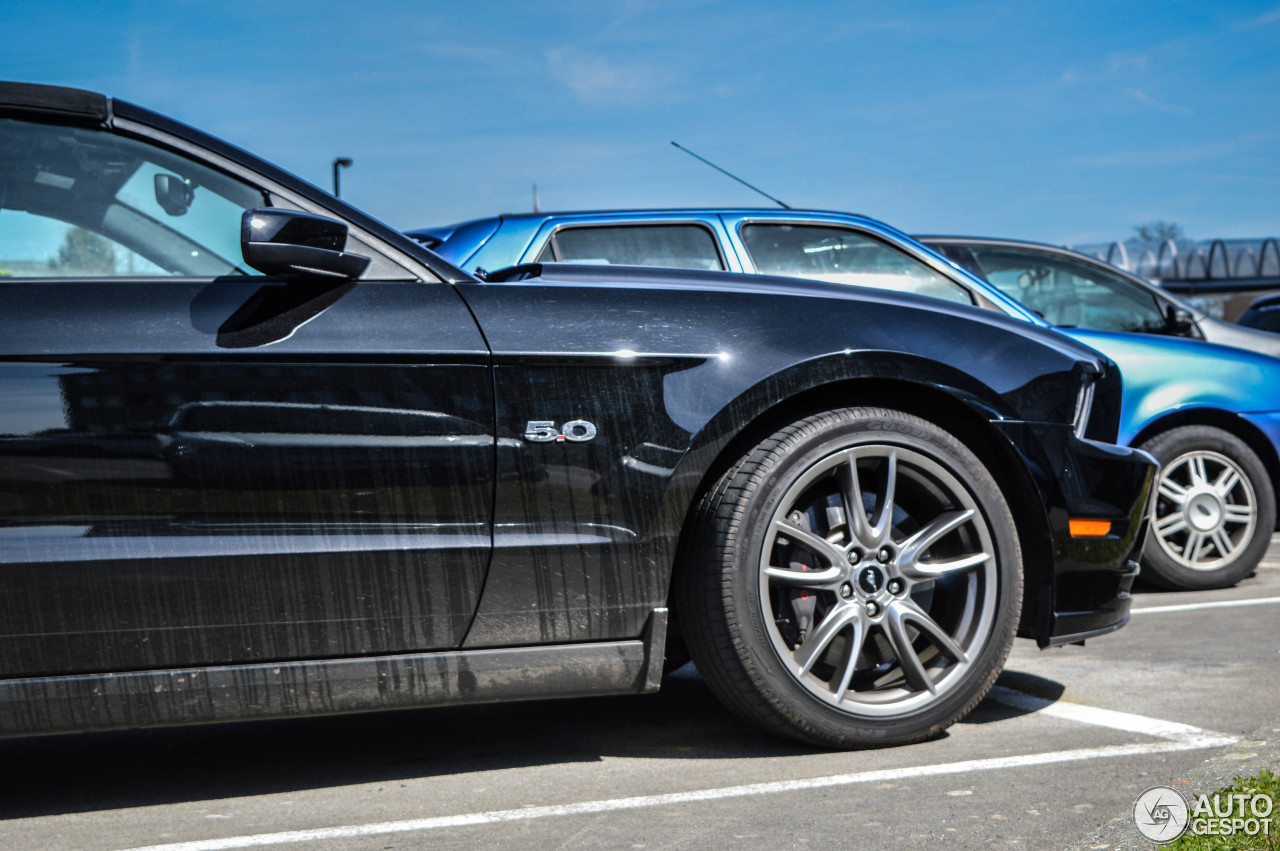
top-left (759, 444), bottom-right (997, 717)
top-left (1151, 449), bottom-right (1257, 571)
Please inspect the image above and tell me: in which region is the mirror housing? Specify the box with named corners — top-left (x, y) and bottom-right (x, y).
top-left (154, 173), bottom-right (194, 216)
top-left (241, 209), bottom-right (370, 279)
top-left (1165, 304), bottom-right (1195, 336)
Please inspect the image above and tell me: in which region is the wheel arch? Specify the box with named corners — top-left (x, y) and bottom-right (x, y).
top-left (666, 376), bottom-right (1055, 644)
top-left (1131, 408), bottom-right (1280, 531)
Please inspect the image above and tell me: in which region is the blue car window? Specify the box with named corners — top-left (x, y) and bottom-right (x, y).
top-left (0, 117), bottom-right (266, 278)
top-left (1239, 299), bottom-right (1280, 333)
top-left (537, 223), bottom-right (724, 271)
top-left (740, 224), bottom-right (972, 305)
top-left (966, 246), bottom-right (1168, 332)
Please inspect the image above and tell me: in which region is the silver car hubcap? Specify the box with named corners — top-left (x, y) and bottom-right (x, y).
top-left (760, 445), bottom-right (997, 717)
top-left (1152, 449), bottom-right (1256, 571)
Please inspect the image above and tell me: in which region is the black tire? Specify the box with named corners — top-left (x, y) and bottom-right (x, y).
top-left (676, 407), bottom-right (1022, 749)
top-left (1138, 425), bottom-right (1275, 591)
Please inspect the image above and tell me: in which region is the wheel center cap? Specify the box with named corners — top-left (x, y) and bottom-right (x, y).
top-left (1186, 492), bottom-right (1223, 533)
top-left (856, 565), bottom-right (885, 595)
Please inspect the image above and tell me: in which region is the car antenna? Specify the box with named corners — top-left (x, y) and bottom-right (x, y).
top-left (670, 141), bottom-right (791, 209)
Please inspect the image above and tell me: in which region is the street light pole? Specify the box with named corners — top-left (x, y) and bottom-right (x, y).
top-left (332, 157), bottom-right (353, 198)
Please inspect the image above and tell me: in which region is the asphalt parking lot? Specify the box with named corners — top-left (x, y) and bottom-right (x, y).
top-left (2, 543), bottom-right (1277, 851)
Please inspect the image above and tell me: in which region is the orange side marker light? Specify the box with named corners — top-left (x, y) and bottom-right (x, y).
top-left (1069, 519), bottom-right (1112, 538)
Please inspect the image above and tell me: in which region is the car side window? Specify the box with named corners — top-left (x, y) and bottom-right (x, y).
top-left (1240, 299), bottom-right (1280, 333)
top-left (535, 224), bottom-right (724, 271)
top-left (0, 117), bottom-right (266, 278)
top-left (966, 246), bottom-right (1167, 332)
top-left (740, 224), bottom-right (972, 305)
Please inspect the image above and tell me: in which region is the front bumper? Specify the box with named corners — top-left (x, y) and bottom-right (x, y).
top-left (1047, 559), bottom-right (1140, 646)
top-left (993, 422), bottom-right (1156, 647)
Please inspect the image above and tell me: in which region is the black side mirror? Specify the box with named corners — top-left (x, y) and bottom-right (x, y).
top-left (241, 209), bottom-right (370, 280)
top-left (154, 173), bottom-right (195, 216)
top-left (1165, 304), bottom-right (1195, 335)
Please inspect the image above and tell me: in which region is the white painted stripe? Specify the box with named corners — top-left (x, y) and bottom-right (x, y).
top-left (1130, 596), bottom-right (1280, 615)
top-left (986, 686), bottom-right (1220, 741)
top-left (125, 736), bottom-right (1236, 851)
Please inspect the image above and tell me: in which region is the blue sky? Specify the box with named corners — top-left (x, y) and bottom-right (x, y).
top-left (3, 1), bottom-right (1278, 244)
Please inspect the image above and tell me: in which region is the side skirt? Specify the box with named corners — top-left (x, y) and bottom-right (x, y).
top-left (1, 608), bottom-right (668, 738)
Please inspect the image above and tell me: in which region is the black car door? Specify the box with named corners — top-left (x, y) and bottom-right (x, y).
top-left (0, 114), bottom-right (493, 676)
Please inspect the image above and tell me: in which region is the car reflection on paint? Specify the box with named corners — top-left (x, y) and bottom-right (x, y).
top-left (157, 400), bottom-right (528, 486)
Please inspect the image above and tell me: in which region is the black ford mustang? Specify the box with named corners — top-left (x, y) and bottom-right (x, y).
top-left (0, 82), bottom-right (1154, 748)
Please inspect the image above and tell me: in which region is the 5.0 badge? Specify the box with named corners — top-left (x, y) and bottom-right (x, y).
top-left (523, 420), bottom-right (598, 443)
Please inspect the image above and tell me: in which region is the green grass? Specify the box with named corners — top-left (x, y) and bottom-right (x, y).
top-left (1164, 769), bottom-right (1279, 850)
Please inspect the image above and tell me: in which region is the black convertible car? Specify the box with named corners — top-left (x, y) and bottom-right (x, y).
top-left (0, 82), bottom-right (1154, 748)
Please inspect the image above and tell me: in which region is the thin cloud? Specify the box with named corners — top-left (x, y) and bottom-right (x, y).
top-left (1233, 6), bottom-right (1280, 29)
top-left (1107, 51), bottom-right (1149, 76)
top-left (417, 42), bottom-right (510, 63)
top-left (1061, 50), bottom-right (1149, 84)
top-left (1125, 88), bottom-right (1193, 115)
top-left (598, 0), bottom-right (668, 37)
top-left (1070, 132), bottom-right (1272, 167)
top-left (545, 47), bottom-right (678, 104)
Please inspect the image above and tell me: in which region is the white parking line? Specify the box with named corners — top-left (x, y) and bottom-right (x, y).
top-left (986, 686), bottom-right (1230, 741)
top-left (1130, 596), bottom-right (1280, 615)
top-left (125, 691), bottom-right (1238, 851)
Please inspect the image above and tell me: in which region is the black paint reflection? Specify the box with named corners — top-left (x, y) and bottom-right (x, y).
top-left (0, 358), bottom-right (495, 675)
top-left (468, 356), bottom-right (702, 647)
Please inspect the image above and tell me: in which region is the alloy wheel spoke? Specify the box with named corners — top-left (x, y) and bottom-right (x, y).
top-left (794, 605), bottom-right (860, 676)
top-left (906, 551), bottom-right (990, 578)
top-left (898, 509), bottom-right (975, 567)
top-left (831, 617), bottom-right (868, 698)
top-left (1188, 456), bottom-right (1210, 487)
top-left (1210, 528), bottom-right (1237, 558)
top-left (868, 449), bottom-right (898, 541)
top-left (883, 608), bottom-right (935, 694)
top-left (763, 564), bottom-right (843, 588)
top-left (1223, 503), bottom-right (1254, 524)
top-left (772, 518), bottom-right (846, 568)
top-left (1183, 531), bottom-right (1207, 562)
top-left (1155, 510), bottom-right (1187, 537)
top-left (1157, 479), bottom-right (1188, 504)
top-left (1212, 468), bottom-right (1240, 498)
top-left (892, 598), bottom-right (968, 664)
top-left (837, 457), bottom-right (873, 545)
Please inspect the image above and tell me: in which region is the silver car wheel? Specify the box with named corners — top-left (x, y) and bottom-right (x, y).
top-left (1152, 449), bottom-right (1257, 572)
top-left (759, 444), bottom-right (998, 718)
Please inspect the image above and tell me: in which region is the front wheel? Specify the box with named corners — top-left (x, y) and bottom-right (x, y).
top-left (677, 407), bottom-right (1022, 748)
top-left (1139, 425), bottom-right (1275, 590)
